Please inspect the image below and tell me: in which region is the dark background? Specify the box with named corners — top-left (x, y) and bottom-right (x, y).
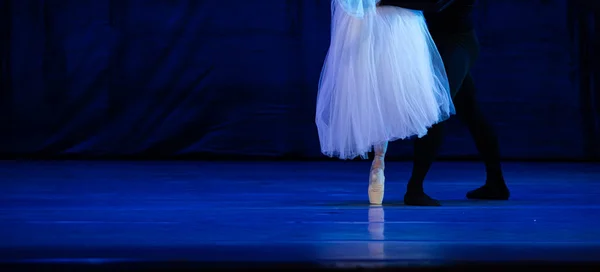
top-left (0, 0), bottom-right (598, 161)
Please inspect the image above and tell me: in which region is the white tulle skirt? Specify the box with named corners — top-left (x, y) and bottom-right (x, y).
top-left (315, 0), bottom-right (455, 160)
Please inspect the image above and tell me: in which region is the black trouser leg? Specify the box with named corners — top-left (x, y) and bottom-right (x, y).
top-left (458, 75), bottom-right (509, 200)
top-left (453, 74), bottom-right (505, 184)
top-left (406, 123), bottom-right (444, 194)
top-left (405, 31), bottom-right (508, 204)
top-left (406, 32), bottom-right (474, 196)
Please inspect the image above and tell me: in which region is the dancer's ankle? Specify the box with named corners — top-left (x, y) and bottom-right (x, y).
top-left (406, 182), bottom-right (424, 194)
top-left (485, 173), bottom-right (506, 187)
top-left (371, 158), bottom-right (385, 171)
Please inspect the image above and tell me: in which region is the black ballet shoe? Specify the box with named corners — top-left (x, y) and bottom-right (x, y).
top-left (466, 183), bottom-right (510, 200)
top-left (404, 192), bottom-right (441, 206)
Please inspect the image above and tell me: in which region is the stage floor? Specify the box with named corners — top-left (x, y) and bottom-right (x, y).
top-left (1, 160), bottom-right (600, 268)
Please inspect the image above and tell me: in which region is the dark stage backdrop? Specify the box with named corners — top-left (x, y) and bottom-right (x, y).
top-left (0, 0), bottom-right (599, 160)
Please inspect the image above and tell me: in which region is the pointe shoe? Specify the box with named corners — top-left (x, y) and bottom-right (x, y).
top-left (368, 168), bottom-right (385, 205)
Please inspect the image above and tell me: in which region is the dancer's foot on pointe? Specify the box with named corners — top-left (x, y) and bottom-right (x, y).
top-left (404, 191), bottom-right (441, 206)
top-left (466, 181), bottom-right (510, 200)
top-left (368, 143), bottom-right (388, 205)
top-left (368, 168), bottom-right (385, 205)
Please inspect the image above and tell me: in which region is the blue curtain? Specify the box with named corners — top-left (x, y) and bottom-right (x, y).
top-left (1, 0), bottom-right (598, 160)
top-left (571, 0), bottom-right (600, 160)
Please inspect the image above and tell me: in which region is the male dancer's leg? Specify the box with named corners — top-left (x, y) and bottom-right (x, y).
top-left (404, 45), bottom-right (509, 206)
top-left (404, 122), bottom-right (445, 206)
top-left (403, 34), bottom-right (471, 207)
top-left (454, 75), bottom-right (510, 200)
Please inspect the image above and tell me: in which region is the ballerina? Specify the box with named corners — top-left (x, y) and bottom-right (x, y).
top-left (315, 0), bottom-right (455, 205)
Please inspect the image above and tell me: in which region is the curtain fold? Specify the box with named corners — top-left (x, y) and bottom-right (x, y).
top-left (0, 0), bottom-right (594, 160)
